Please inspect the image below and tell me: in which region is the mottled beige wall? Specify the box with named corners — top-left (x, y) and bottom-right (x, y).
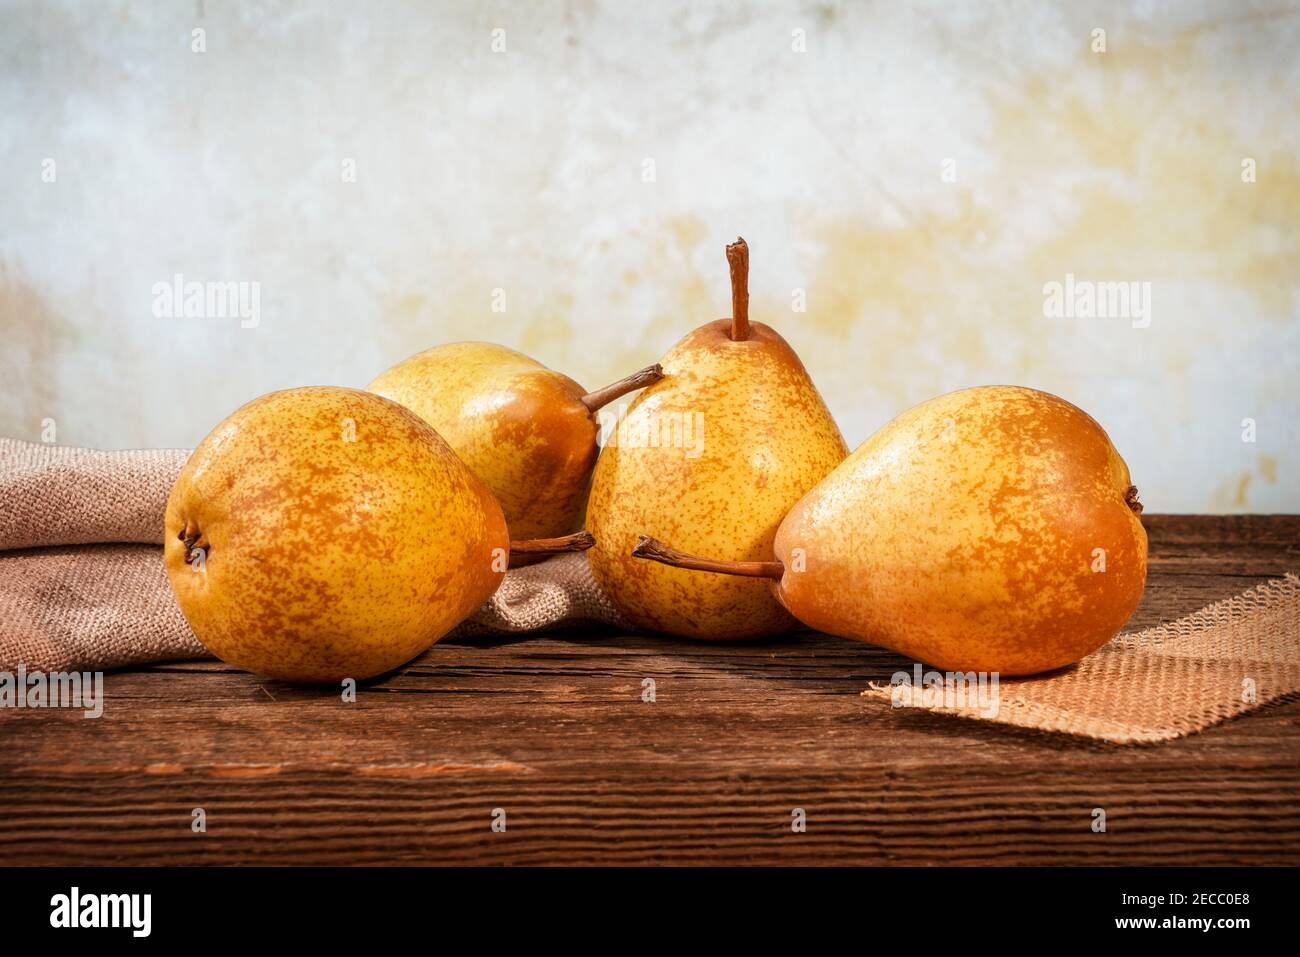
top-left (1, 1), bottom-right (1296, 512)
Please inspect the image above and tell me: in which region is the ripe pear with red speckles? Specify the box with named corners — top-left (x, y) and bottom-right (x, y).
top-left (164, 386), bottom-right (593, 683)
top-left (368, 343), bottom-right (663, 551)
top-left (586, 238), bottom-right (849, 640)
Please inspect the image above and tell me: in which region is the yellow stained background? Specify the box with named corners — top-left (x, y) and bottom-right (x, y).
top-left (1, 1), bottom-right (1296, 511)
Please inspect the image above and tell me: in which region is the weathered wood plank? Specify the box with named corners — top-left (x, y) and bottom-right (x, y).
top-left (1, 515), bottom-right (1297, 865)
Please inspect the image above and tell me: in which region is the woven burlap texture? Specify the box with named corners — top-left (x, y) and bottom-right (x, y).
top-left (0, 438), bottom-right (628, 673)
top-left (863, 574), bottom-right (1300, 744)
top-left (0, 438), bottom-right (187, 549)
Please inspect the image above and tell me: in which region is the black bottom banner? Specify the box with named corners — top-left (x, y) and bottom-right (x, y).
top-left (0, 865), bottom-right (1281, 942)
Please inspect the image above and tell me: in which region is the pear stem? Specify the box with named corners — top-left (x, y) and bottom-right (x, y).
top-left (631, 535), bottom-right (783, 580)
top-left (726, 237), bottom-right (750, 341)
top-left (509, 530), bottom-right (595, 561)
top-left (580, 364), bottom-right (664, 413)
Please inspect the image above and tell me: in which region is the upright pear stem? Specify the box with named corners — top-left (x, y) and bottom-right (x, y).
top-left (580, 364), bottom-right (664, 413)
top-left (726, 237), bottom-right (750, 341)
top-left (509, 530), bottom-right (595, 561)
top-left (632, 535), bottom-right (783, 580)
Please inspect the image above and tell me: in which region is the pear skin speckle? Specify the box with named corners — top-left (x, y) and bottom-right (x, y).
top-left (774, 385), bottom-right (1148, 675)
top-left (164, 386), bottom-right (509, 683)
top-left (368, 342), bottom-right (597, 544)
top-left (588, 319), bottom-right (848, 640)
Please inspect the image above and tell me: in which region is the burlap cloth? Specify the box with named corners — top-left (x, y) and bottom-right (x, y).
top-left (2, 437), bottom-right (1297, 743)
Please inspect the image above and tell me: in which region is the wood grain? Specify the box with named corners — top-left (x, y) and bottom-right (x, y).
top-left (2, 515), bottom-right (1298, 865)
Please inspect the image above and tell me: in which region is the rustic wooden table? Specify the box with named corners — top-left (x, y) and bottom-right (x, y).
top-left (2, 515), bottom-right (1297, 866)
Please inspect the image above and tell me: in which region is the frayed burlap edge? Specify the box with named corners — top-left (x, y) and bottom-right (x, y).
top-left (863, 574), bottom-right (1300, 744)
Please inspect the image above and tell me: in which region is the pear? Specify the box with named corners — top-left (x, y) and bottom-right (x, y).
top-left (587, 238), bottom-right (849, 640)
top-left (368, 343), bottom-right (661, 548)
top-left (633, 385), bottom-right (1148, 675)
top-left (164, 386), bottom-right (593, 683)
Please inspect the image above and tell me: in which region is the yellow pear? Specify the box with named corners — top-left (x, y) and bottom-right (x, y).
top-left (587, 238), bottom-right (849, 640)
top-left (634, 386), bottom-right (1148, 675)
top-left (368, 343), bottom-right (661, 546)
top-left (164, 386), bottom-right (590, 683)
